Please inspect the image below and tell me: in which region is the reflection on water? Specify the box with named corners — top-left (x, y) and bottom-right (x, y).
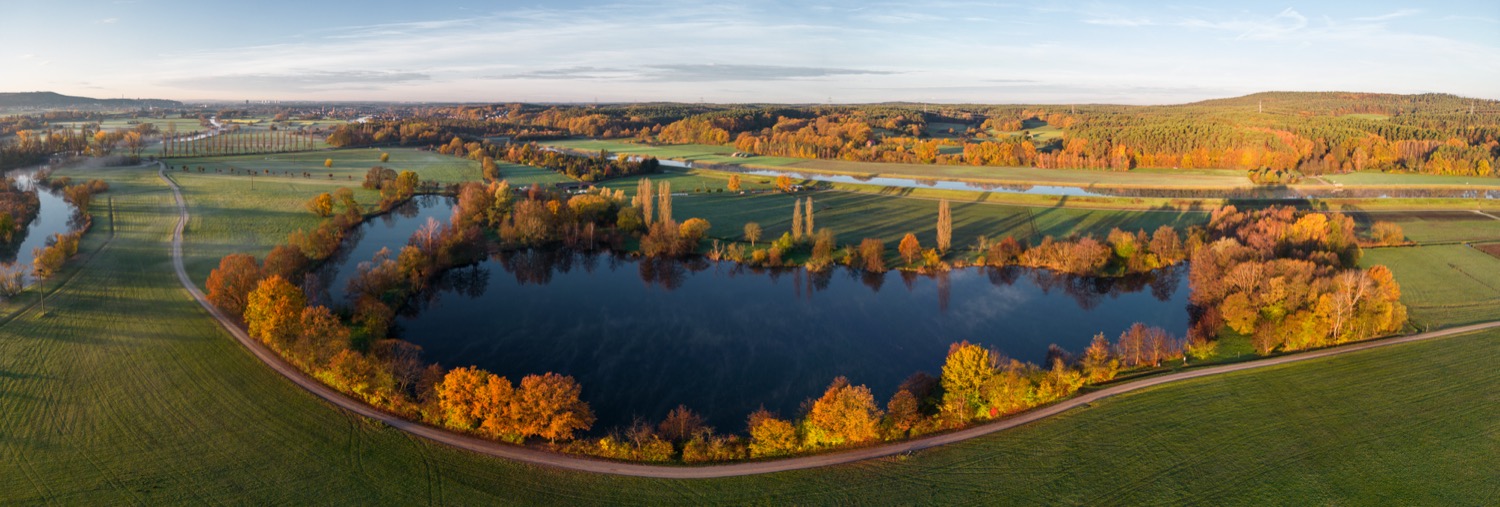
top-left (392, 249), bottom-right (1188, 431)
top-left (2, 167), bottom-right (79, 283)
top-left (318, 192), bottom-right (1191, 431)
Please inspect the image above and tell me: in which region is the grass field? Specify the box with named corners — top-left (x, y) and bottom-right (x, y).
top-left (544, 139), bottom-right (809, 167)
top-left (48, 118), bottom-right (207, 134)
top-left (168, 147), bottom-right (481, 185)
top-left (0, 161), bottom-right (1491, 504)
top-left (1349, 210), bottom-right (1500, 244)
top-left (660, 190), bottom-right (1204, 248)
top-left (1324, 172), bottom-right (1500, 187)
top-left (1362, 244), bottom-right (1500, 328)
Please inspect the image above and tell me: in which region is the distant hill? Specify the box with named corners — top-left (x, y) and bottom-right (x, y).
top-left (1186, 91), bottom-right (1492, 116)
top-left (0, 91), bottom-right (181, 110)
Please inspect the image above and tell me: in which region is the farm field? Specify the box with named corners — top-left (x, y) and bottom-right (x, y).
top-left (1362, 244), bottom-right (1500, 328)
top-left (662, 190), bottom-right (1203, 248)
top-left (168, 147), bottom-right (481, 184)
top-left (1349, 210), bottom-right (1500, 244)
top-left (543, 139), bottom-right (814, 167)
top-left (1325, 171), bottom-right (1500, 187)
top-left (0, 166), bottom-right (1491, 504)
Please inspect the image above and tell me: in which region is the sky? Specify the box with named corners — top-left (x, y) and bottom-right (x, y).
top-left (2, 0), bottom-right (1498, 104)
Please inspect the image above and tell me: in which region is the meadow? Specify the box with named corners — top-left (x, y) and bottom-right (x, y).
top-left (168, 147), bottom-right (481, 184)
top-left (1362, 244), bottom-right (1500, 328)
top-left (0, 157), bottom-right (1491, 504)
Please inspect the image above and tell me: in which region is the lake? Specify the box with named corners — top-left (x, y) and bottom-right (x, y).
top-left (323, 197), bottom-right (1191, 431)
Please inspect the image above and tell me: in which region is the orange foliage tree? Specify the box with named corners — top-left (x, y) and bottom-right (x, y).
top-left (206, 253), bottom-right (264, 317)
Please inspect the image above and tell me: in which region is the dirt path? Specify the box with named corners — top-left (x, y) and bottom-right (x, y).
top-left (159, 163), bottom-right (1500, 479)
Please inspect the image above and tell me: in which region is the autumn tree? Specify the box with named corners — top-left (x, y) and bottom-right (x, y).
top-left (291, 305), bottom-right (349, 370)
top-left (804, 377), bottom-right (882, 447)
top-left (898, 233), bottom-right (921, 266)
top-left (243, 275), bottom-right (306, 349)
top-left (792, 198), bottom-right (804, 240)
top-left (679, 217), bottom-right (711, 248)
top-left (727, 174), bottom-right (742, 192)
top-left (306, 192), bottom-right (333, 217)
top-left (634, 178), bottom-right (654, 224)
top-left (656, 181), bottom-right (673, 224)
top-left (804, 197), bottom-right (814, 237)
top-left (858, 238), bottom-right (887, 272)
top-left (206, 253), bottom-right (264, 317)
top-left (743, 222), bottom-right (762, 246)
top-left (1371, 221), bottom-right (1405, 246)
top-left (746, 408), bottom-right (799, 457)
top-left (774, 174), bottom-right (794, 192)
top-left (936, 199), bottom-right (952, 252)
top-left (940, 341), bottom-right (994, 422)
top-left (1080, 333), bottom-right (1119, 382)
top-left (325, 158), bottom-right (334, 168)
top-left (658, 405), bottom-right (707, 442)
top-left (380, 152), bottom-right (390, 163)
top-left (884, 389), bottom-right (921, 438)
top-left (262, 244), bottom-right (308, 282)
top-left (515, 372), bottom-right (595, 442)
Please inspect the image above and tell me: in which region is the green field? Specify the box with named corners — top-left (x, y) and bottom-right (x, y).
top-left (1362, 244), bottom-right (1500, 328)
top-left (1351, 211), bottom-right (1500, 244)
top-left (543, 139), bottom-right (812, 167)
top-left (168, 147), bottom-right (481, 185)
top-left (1324, 171), bottom-right (1500, 187)
top-left (0, 161), bottom-right (1491, 504)
top-left (661, 190), bottom-right (1203, 248)
top-left (991, 119), bottom-right (1065, 142)
top-left (48, 118), bottom-right (207, 134)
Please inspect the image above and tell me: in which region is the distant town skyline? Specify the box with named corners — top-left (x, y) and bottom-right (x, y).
top-left (3, 0), bottom-right (1498, 104)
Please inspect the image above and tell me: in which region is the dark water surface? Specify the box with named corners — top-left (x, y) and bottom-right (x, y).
top-left (4, 167), bottom-right (77, 283)
top-left (327, 197), bottom-right (1190, 431)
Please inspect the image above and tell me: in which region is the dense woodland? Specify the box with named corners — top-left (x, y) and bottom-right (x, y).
top-left (317, 92), bottom-right (1499, 177)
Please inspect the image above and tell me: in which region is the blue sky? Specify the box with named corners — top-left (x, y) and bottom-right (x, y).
top-left (3, 0), bottom-right (1497, 104)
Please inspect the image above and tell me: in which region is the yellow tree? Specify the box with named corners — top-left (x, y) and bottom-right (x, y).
top-left (936, 199), bottom-right (952, 252)
top-left (804, 377), bottom-right (881, 447)
top-left (940, 341), bottom-right (994, 422)
top-left (792, 198), bottom-right (804, 240)
top-left (746, 408), bottom-right (798, 457)
top-left (743, 222), bottom-right (762, 246)
top-left (727, 174), bottom-right (742, 192)
top-left (305, 192), bottom-right (334, 217)
top-left (243, 275), bottom-right (306, 348)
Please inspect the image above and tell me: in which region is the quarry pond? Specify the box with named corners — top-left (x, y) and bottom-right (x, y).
top-left (321, 195), bottom-right (1191, 430)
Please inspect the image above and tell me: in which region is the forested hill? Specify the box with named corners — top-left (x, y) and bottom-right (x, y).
top-left (0, 92), bottom-right (180, 110)
top-left (1187, 91), bottom-right (1492, 116)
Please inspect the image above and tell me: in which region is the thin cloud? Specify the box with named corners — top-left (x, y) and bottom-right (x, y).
top-left (643, 64), bottom-right (897, 82)
top-left (1354, 9), bottom-right (1422, 22)
top-left (1083, 17), bottom-right (1154, 27)
top-left (1180, 7), bottom-right (1307, 40)
top-left (162, 70), bottom-right (430, 91)
top-left (495, 64), bottom-right (897, 82)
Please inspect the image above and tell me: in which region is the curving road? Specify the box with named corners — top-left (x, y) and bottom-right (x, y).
top-left (159, 163), bottom-right (1500, 479)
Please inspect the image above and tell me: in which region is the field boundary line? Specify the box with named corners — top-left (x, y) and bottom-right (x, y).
top-left (160, 162), bottom-right (1500, 479)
